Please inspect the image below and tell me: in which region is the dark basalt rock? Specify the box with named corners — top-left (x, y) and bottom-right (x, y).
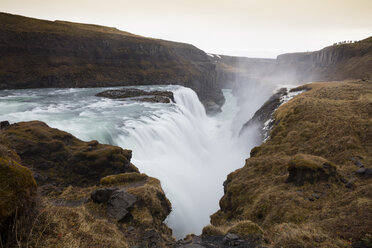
top-left (239, 88), bottom-right (288, 140)
top-left (96, 88), bottom-right (175, 103)
top-left (91, 188), bottom-right (118, 203)
top-left (286, 164), bottom-right (338, 186)
top-left (355, 167), bottom-right (372, 179)
top-left (285, 155), bottom-right (340, 186)
top-left (107, 189), bottom-right (136, 221)
top-left (0, 121), bottom-right (10, 129)
top-left (175, 234), bottom-right (259, 248)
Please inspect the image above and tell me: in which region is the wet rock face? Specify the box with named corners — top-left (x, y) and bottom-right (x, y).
top-left (240, 88), bottom-right (288, 140)
top-left (0, 13), bottom-right (225, 113)
top-left (2, 121), bottom-right (138, 186)
top-left (96, 88), bottom-right (175, 103)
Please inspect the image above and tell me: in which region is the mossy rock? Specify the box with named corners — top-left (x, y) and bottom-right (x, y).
top-left (250, 146), bottom-right (261, 157)
top-left (127, 177), bottom-right (171, 223)
top-left (286, 154), bottom-right (339, 186)
top-left (2, 121), bottom-right (138, 186)
top-left (100, 172), bottom-right (147, 186)
top-left (0, 156), bottom-right (36, 231)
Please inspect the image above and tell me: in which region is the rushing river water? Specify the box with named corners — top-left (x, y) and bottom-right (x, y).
top-left (0, 85), bottom-right (263, 238)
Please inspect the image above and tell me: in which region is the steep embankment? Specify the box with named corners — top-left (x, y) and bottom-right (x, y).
top-left (215, 37), bottom-right (372, 88)
top-left (0, 12), bottom-right (224, 112)
top-left (0, 121), bottom-right (174, 247)
top-left (204, 80), bottom-right (372, 247)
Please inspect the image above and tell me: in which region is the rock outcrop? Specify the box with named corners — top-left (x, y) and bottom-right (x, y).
top-left (239, 88), bottom-right (288, 140)
top-left (208, 80), bottom-right (372, 247)
top-left (0, 12), bottom-right (224, 113)
top-left (1, 121), bottom-right (138, 186)
top-left (96, 88), bottom-right (175, 103)
top-left (0, 120), bottom-right (174, 247)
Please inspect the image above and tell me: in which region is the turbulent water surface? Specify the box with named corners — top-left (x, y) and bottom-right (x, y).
top-left (0, 85), bottom-right (264, 238)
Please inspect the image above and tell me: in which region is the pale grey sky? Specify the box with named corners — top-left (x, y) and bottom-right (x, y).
top-left (1, 0), bottom-right (372, 58)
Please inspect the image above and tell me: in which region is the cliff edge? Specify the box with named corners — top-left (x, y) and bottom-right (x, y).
top-left (0, 12), bottom-right (224, 113)
top-left (206, 80), bottom-right (372, 247)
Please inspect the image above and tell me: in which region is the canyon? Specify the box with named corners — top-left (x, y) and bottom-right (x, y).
top-left (0, 12), bottom-right (372, 248)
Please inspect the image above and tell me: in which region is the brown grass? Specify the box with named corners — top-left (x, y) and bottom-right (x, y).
top-left (12, 202), bottom-right (129, 248)
top-left (210, 80), bottom-right (372, 247)
top-left (100, 172), bottom-right (147, 186)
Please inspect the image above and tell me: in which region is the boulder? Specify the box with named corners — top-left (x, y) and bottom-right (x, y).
top-left (107, 189), bottom-right (137, 221)
top-left (0, 121), bottom-right (10, 129)
top-left (91, 188), bottom-right (118, 203)
top-left (96, 88), bottom-right (175, 103)
top-left (286, 154), bottom-right (339, 186)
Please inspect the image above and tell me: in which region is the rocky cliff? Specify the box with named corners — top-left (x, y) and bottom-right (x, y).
top-left (0, 121), bottom-right (174, 247)
top-left (206, 80), bottom-right (372, 247)
top-left (0, 12), bottom-right (224, 113)
top-left (215, 37), bottom-right (372, 88)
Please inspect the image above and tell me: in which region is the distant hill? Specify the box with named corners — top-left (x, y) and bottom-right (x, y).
top-left (0, 12), bottom-right (224, 112)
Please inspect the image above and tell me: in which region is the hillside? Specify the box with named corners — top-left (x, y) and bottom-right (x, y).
top-left (205, 80), bottom-right (372, 247)
top-left (0, 12), bottom-right (224, 113)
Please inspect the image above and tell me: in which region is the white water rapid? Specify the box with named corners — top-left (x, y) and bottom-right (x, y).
top-left (0, 85), bottom-right (265, 238)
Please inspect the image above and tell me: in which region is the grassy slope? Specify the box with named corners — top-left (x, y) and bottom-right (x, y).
top-left (209, 80), bottom-right (372, 247)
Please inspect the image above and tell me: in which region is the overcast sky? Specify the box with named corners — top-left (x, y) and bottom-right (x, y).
top-left (2, 0), bottom-right (372, 58)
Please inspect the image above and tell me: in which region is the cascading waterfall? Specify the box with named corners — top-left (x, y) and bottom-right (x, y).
top-left (0, 85), bottom-right (265, 238)
top-left (114, 87), bottom-right (254, 237)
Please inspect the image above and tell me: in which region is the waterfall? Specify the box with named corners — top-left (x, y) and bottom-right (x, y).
top-left (114, 87), bottom-right (252, 237)
top-left (0, 85), bottom-right (262, 238)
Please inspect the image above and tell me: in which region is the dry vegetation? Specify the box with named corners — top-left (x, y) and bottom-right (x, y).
top-left (210, 80), bottom-right (372, 247)
top-left (0, 121), bottom-right (174, 247)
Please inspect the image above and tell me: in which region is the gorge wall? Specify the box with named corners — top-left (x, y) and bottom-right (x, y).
top-left (0, 13), bottom-right (224, 112)
top-left (215, 36), bottom-right (372, 88)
